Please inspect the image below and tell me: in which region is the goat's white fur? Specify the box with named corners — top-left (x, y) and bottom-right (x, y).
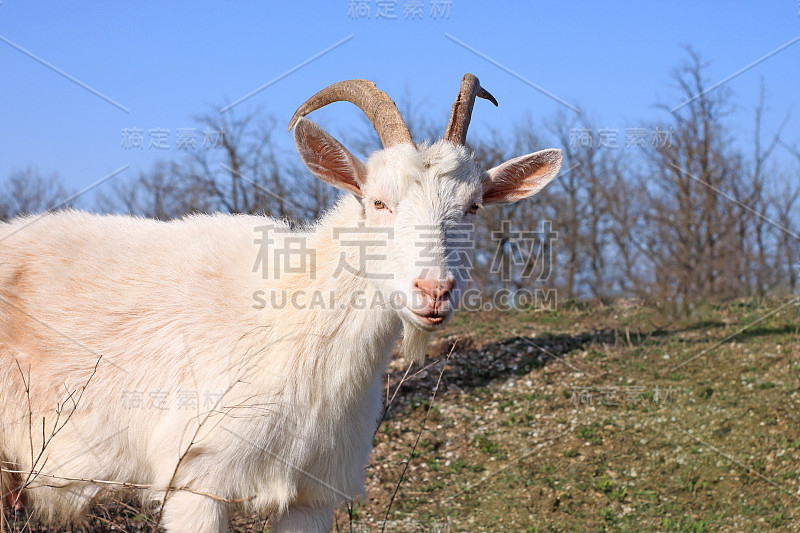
top-left (1, 113), bottom-right (561, 531)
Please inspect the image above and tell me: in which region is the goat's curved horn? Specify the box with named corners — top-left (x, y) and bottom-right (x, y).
top-left (288, 79), bottom-right (413, 148)
top-left (444, 73), bottom-right (498, 145)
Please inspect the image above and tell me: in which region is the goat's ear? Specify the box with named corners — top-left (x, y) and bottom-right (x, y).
top-left (293, 117), bottom-right (368, 196)
top-left (482, 149), bottom-right (562, 205)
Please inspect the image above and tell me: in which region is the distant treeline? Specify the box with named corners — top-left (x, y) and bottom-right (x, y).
top-left (2, 51), bottom-right (798, 302)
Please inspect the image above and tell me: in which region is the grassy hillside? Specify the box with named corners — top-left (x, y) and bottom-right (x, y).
top-left (4, 297), bottom-right (799, 532)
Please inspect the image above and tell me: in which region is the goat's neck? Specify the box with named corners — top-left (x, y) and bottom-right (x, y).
top-left (268, 196), bottom-right (403, 402)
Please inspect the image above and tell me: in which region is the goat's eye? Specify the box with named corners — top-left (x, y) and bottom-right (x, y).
top-left (373, 199), bottom-right (386, 209)
top-left (467, 203), bottom-right (481, 215)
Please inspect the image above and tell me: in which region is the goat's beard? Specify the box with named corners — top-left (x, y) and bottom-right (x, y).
top-left (401, 320), bottom-right (433, 365)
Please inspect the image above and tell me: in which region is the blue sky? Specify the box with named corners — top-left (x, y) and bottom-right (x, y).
top-left (1, 1), bottom-right (798, 203)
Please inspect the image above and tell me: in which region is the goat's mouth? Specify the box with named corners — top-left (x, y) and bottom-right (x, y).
top-left (393, 293), bottom-right (454, 331)
top-left (404, 307), bottom-right (453, 331)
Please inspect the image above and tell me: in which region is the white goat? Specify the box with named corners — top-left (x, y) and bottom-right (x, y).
top-left (0, 74), bottom-right (562, 532)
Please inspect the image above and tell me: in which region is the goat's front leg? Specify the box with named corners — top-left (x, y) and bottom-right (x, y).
top-left (273, 504), bottom-right (334, 533)
top-left (161, 491), bottom-right (229, 533)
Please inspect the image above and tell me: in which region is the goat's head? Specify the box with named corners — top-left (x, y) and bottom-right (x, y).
top-left (289, 75), bottom-right (562, 338)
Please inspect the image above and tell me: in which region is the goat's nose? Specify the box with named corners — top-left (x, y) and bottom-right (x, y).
top-left (413, 278), bottom-right (455, 301)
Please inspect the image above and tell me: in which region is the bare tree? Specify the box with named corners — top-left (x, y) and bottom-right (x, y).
top-left (643, 49), bottom-right (742, 301)
top-left (469, 117), bottom-right (562, 299)
top-left (0, 167), bottom-right (71, 221)
top-left (95, 161), bottom-right (212, 220)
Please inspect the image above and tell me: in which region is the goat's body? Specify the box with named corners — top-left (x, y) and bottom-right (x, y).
top-left (1, 74), bottom-right (563, 532)
top-left (0, 200), bottom-right (400, 530)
